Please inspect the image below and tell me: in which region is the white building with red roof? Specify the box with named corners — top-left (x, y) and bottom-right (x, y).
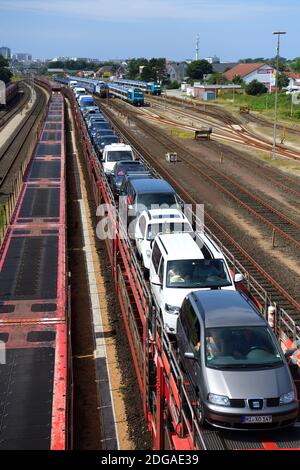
top-left (224, 63), bottom-right (277, 91)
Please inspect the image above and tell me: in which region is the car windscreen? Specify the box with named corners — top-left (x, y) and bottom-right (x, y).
top-left (91, 123), bottom-right (111, 129)
top-left (100, 137), bottom-right (119, 147)
top-left (147, 222), bottom-right (191, 240)
top-left (137, 193), bottom-right (177, 210)
top-left (166, 259), bottom-right (232, 289)
top-left (115, 162), bottom-right (145, 174)
top-left (205, 326), bottom-right (283, 369)
top-left (107, 151), bottom-right (133, 162)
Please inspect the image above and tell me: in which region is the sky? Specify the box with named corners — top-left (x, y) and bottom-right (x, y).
top-left (0, 0), bottom-right (298, 61)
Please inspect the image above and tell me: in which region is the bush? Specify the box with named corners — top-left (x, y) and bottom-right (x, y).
top-left (245, 80), bottom-right (268, 96)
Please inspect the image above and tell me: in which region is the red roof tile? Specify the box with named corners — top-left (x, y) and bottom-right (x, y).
top-left (285, 72), bottom-right (300, 80)
top-left (224, 63), bottom-right (265, 80)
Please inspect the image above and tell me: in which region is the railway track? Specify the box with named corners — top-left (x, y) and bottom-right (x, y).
top-left (145, 98), bottom-right (300, 198)
top-left (0, 84), bottom-right (47, 196)
top-left (111, 101), bottom-right (300, 251)
top-left (148, 97), bottom-right (300, 162)
top-left (0, 82), bottom-right (31, 130)
top-left (100, 99), bottom-right (300, 324)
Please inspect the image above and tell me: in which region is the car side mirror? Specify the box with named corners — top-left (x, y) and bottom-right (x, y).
top-left (184, 352), bottom-right (196, 360)
top-left (234, 273), bottom-right (244, 283)
top-left (150, 274), bottom-right (162, 287)
top-left (284, 348), bottom-right (298, 358)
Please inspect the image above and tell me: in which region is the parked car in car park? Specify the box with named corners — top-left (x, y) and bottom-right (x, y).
top-left (176, 290), bottom-right (299, 430)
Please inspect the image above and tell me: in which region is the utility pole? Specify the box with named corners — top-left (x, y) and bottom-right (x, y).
top-left (196, 34), bottom-right (200, 61)
top-left (272, 31), bottom-right (286, 160)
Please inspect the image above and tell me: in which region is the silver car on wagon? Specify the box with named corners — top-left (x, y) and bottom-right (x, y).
top-left (176, 290), bottom-right (299, 430)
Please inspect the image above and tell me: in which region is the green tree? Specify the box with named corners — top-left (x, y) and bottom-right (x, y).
top-left (290, 57), bottom-right (300, 72)
top-left (0, 56), bottom-right (12, 83)
top-left (186, 60), bottom-right (213, 80)
top-left (207, 72), bottom-right (229, 85)
top-left (126, 58), bottom-right (149, 79)
top-left (141, 65), bottom-right (154, 82)
top-left (245, 80), bottom-right (268, 96)
top-left (232, 74), bottom-right (244, 85)
top-left (268, 57), bottom-right (288, 72)
top-left (149, 58), bottom-right (167, 82)
top-left (277, 74), bottom-right (289, 90)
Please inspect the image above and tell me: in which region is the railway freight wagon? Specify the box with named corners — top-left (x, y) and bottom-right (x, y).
top-left (0, 83), bottom-right (72, 450)
top-left (108, 83), bottom-right (144, 106)
top-left (113, 78), bottom-right (161, 95)
top-left (0, 82), bottom-right (19, 107)
top-left (65, 88), bottom-right (300, 451)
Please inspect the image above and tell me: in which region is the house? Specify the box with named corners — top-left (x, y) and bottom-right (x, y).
top-left (224, 63), bottom-right (276, 91)
top-left (212, 62), bottom-right (238, 74)
top-left (96, 65), bottom-right (116, 78)
top-left (285, 72), bottom-right (300, 89)
top-left (166, 61), bottom-right (188, 83)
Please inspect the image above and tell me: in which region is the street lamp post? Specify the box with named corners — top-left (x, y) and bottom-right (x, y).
top-left (272, 31), bottom-right (286, 160)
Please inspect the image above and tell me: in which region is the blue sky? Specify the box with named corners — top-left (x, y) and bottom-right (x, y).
top-left (0, 0), bottom-right (298, 61)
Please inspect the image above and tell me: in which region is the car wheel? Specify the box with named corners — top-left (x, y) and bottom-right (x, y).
top-left (195, 399), bottom-right (205, 427)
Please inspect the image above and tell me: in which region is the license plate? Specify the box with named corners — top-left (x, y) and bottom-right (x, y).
top-left (242, 415), bottom-right (272, 424)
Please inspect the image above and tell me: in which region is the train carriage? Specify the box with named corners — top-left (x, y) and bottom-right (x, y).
top-left (108, 83), bottom-right (144, 106)
top-left (113, 78), bottom-right (161, 95)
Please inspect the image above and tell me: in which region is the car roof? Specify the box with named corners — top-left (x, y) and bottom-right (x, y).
top-left (140, 208), bottom-right (189, 222)
top-left (116, 160), bottom-right (142, 166)
top-left (100, 135), bottom-right (119, 141)
top-left (130, 178), bottom-right (175, 193)
top-left (156, 232), bottom-right (223, 260)
top-left (105, 143), bottom-right (132, 150)
top-left (117, 160), bottom-right (143, 166)
top-left (189, 291), bottom-right (264, 328)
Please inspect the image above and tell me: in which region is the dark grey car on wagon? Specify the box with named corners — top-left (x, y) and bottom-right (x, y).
top-left (177, 290), bottom-right (299, 430)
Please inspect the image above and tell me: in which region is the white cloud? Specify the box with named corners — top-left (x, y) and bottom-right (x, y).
top-left (0, 0), bottom-right (299, 22)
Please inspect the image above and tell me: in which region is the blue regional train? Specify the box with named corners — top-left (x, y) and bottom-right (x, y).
top-left (55, 75), bottom-right (109, 98)
top-left (68, 76), bottom-right (109, 98)
top-left (113, 78), bottom-right (161, 95)
top-left (108, 83), bottom-right (144, 106)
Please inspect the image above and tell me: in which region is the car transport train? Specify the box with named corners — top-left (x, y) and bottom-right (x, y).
top-left (63, 83), bottom-right (300, 449)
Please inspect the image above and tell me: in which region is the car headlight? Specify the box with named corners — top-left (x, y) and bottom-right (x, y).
top-left (280, 391), bottom-right (295, 405)
top-left (208, 393), bottom-right (230, 407)
top-left (146, 249), bottom-right (151, 257)
top-left (165, 304), bottom-right (180, 315)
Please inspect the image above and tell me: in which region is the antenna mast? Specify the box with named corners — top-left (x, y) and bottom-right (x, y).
top-left (196, 34), bottom-right (200, 60)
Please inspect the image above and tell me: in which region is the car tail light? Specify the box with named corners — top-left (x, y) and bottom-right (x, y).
top-left (118, 170), bottom-right (125, 176)
top-left (127, 195), bottom-right (132, 205)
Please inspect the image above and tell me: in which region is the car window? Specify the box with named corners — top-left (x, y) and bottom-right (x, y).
top-left (152, 242), bottom-right (161, 273)
top-left (139, 216), bottom-right (146, 237)
top-left (107, 151), bottom-right (133, 162)
top-left (205, 326), bottom-right (283, 369)
top-left (137, 193), bottom-right (177, 210)
top-left (166, 259), bottom-right (232, 289)
top-left (158, 258), bottom-right (164, 284)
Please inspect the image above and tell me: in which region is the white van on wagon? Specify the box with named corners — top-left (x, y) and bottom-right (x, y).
top-left (149, 231), bottom-right (243, 333)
